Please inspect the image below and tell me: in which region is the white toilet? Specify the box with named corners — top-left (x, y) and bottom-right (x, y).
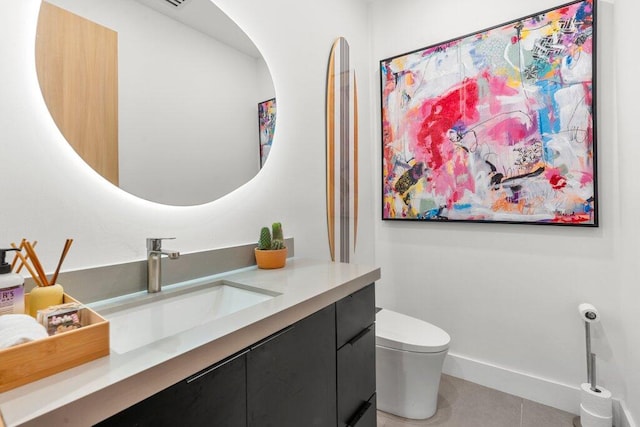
top-left (375, 308), bottom-right (451, 419)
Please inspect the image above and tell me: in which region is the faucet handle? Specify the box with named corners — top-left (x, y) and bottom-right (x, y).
top-left (147, 237), bottom-right (175, 252)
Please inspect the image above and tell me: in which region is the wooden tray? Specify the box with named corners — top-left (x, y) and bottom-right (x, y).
top-left (0, 293), bottom-right (109, 393)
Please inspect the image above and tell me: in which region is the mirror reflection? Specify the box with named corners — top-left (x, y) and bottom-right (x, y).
top-left (36, 0), bottom-right (276, 206)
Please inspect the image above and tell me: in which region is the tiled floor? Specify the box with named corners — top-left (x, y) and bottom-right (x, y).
top-left (377, 374), bottom-right (577, 427)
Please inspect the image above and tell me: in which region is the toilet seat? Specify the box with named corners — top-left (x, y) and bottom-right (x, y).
top-left (376, 309), bottom-right (450, 353)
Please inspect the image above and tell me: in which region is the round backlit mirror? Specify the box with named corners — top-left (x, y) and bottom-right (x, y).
top-left (36, 0), bottom-right (276, 205)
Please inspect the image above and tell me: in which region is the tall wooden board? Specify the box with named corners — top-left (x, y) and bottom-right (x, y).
top-left (326, 38), bottom-right (358, 262)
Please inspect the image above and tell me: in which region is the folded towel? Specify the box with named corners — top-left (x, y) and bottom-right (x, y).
top-left (0, 314), bottom-right (49, 349)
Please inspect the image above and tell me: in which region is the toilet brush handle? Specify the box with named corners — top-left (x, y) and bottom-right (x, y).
top-left (585, 322), bottom-right (592, 383)
top-left (590, 352), bottom-right (598, 392)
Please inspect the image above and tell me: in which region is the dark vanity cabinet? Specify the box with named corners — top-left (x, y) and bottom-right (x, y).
top-left (95, 350), bottom-right (247, 427)
top-left (336, 284), bottom-right (377, 427)
top-left (247, 304), bottom-right (337, 426)
top-left (96, 283), bottom-right (376, 427)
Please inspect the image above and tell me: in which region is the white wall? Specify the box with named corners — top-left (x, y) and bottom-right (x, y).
top-left (371, 0), bottom-right (638, 422)
top-left (613, 0), bottom-right (640, 422)
top-left (0, 0), bottom-right (374, 277)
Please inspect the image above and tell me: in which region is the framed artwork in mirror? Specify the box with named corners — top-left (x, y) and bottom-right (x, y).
top-left (380, 0), bottom-right (596, 226)
top-left (258, 98), bottom-right (277, 168)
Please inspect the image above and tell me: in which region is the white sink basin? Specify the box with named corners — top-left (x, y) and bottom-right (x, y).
top-left (94, 281), bottom-right (276, 354)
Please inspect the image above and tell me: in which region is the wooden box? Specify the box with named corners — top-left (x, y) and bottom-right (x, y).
top-left (0, 294), bottom-right (109, 393)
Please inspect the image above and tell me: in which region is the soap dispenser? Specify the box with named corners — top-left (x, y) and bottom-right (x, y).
top-left (0, 248), bottom-right (25, 315)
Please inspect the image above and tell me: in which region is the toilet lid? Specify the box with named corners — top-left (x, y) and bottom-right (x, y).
top-left (376, 309), bottom-right (450, 353)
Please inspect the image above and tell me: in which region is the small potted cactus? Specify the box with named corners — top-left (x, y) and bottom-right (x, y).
top-left (254, 222), bottom-right (287, 269)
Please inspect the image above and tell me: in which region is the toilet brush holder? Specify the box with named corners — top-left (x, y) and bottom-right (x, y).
top-left (573, 303), bottom-right (612, 427)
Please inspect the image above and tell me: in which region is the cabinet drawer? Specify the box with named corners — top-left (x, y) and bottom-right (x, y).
top-left (337, 324), bottom-right (376, 426)
top-left (336, 283), bottom-right (375, 349)
top-left (345, 393), bottom-right (376, 427)
top-left (247, 304), bottom-right (336, 427)
top-left (96, 351), bottom-right (247, 427)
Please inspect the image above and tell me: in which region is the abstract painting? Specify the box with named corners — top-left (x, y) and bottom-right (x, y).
top-left (380, 0), bottom-right (596, 225)
top-left (258, 98), bottom-right (276, 168)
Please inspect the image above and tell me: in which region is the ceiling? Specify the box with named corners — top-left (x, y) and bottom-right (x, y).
top-left (134, 0), bottom-right (261, 58)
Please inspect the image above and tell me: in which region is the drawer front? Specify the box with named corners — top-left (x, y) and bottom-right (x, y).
top-left (247, 304), bottom-right (337, 427)
top-left (345, 394), bottom-right (376, 427)
top-left (336, 283), bottom-right (375, 349)
top-left (337, 324), bottom-right (376, 426)
top-left (96, 351), bottom-right (247, 427)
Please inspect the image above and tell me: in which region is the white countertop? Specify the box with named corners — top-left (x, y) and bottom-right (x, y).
top-left (0, 258), bottom-right (380, 426)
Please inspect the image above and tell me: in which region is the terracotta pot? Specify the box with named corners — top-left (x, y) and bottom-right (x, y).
top-left (254, 248), bottom-right (287, 269)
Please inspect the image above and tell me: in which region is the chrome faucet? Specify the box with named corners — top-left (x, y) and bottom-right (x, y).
top-left (146, 238), bottom-right (180, 293)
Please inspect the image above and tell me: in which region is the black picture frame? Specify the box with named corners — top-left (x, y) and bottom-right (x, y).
top-left (380, 0), bottom-right (597, 226)
top-left (258, 98), bottom-right (276, 168)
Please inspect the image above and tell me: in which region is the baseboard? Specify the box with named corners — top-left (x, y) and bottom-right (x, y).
top-left (614, 399), bottom-right (637, 427)
top-left (443, 352), bottom-right (634, 427)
